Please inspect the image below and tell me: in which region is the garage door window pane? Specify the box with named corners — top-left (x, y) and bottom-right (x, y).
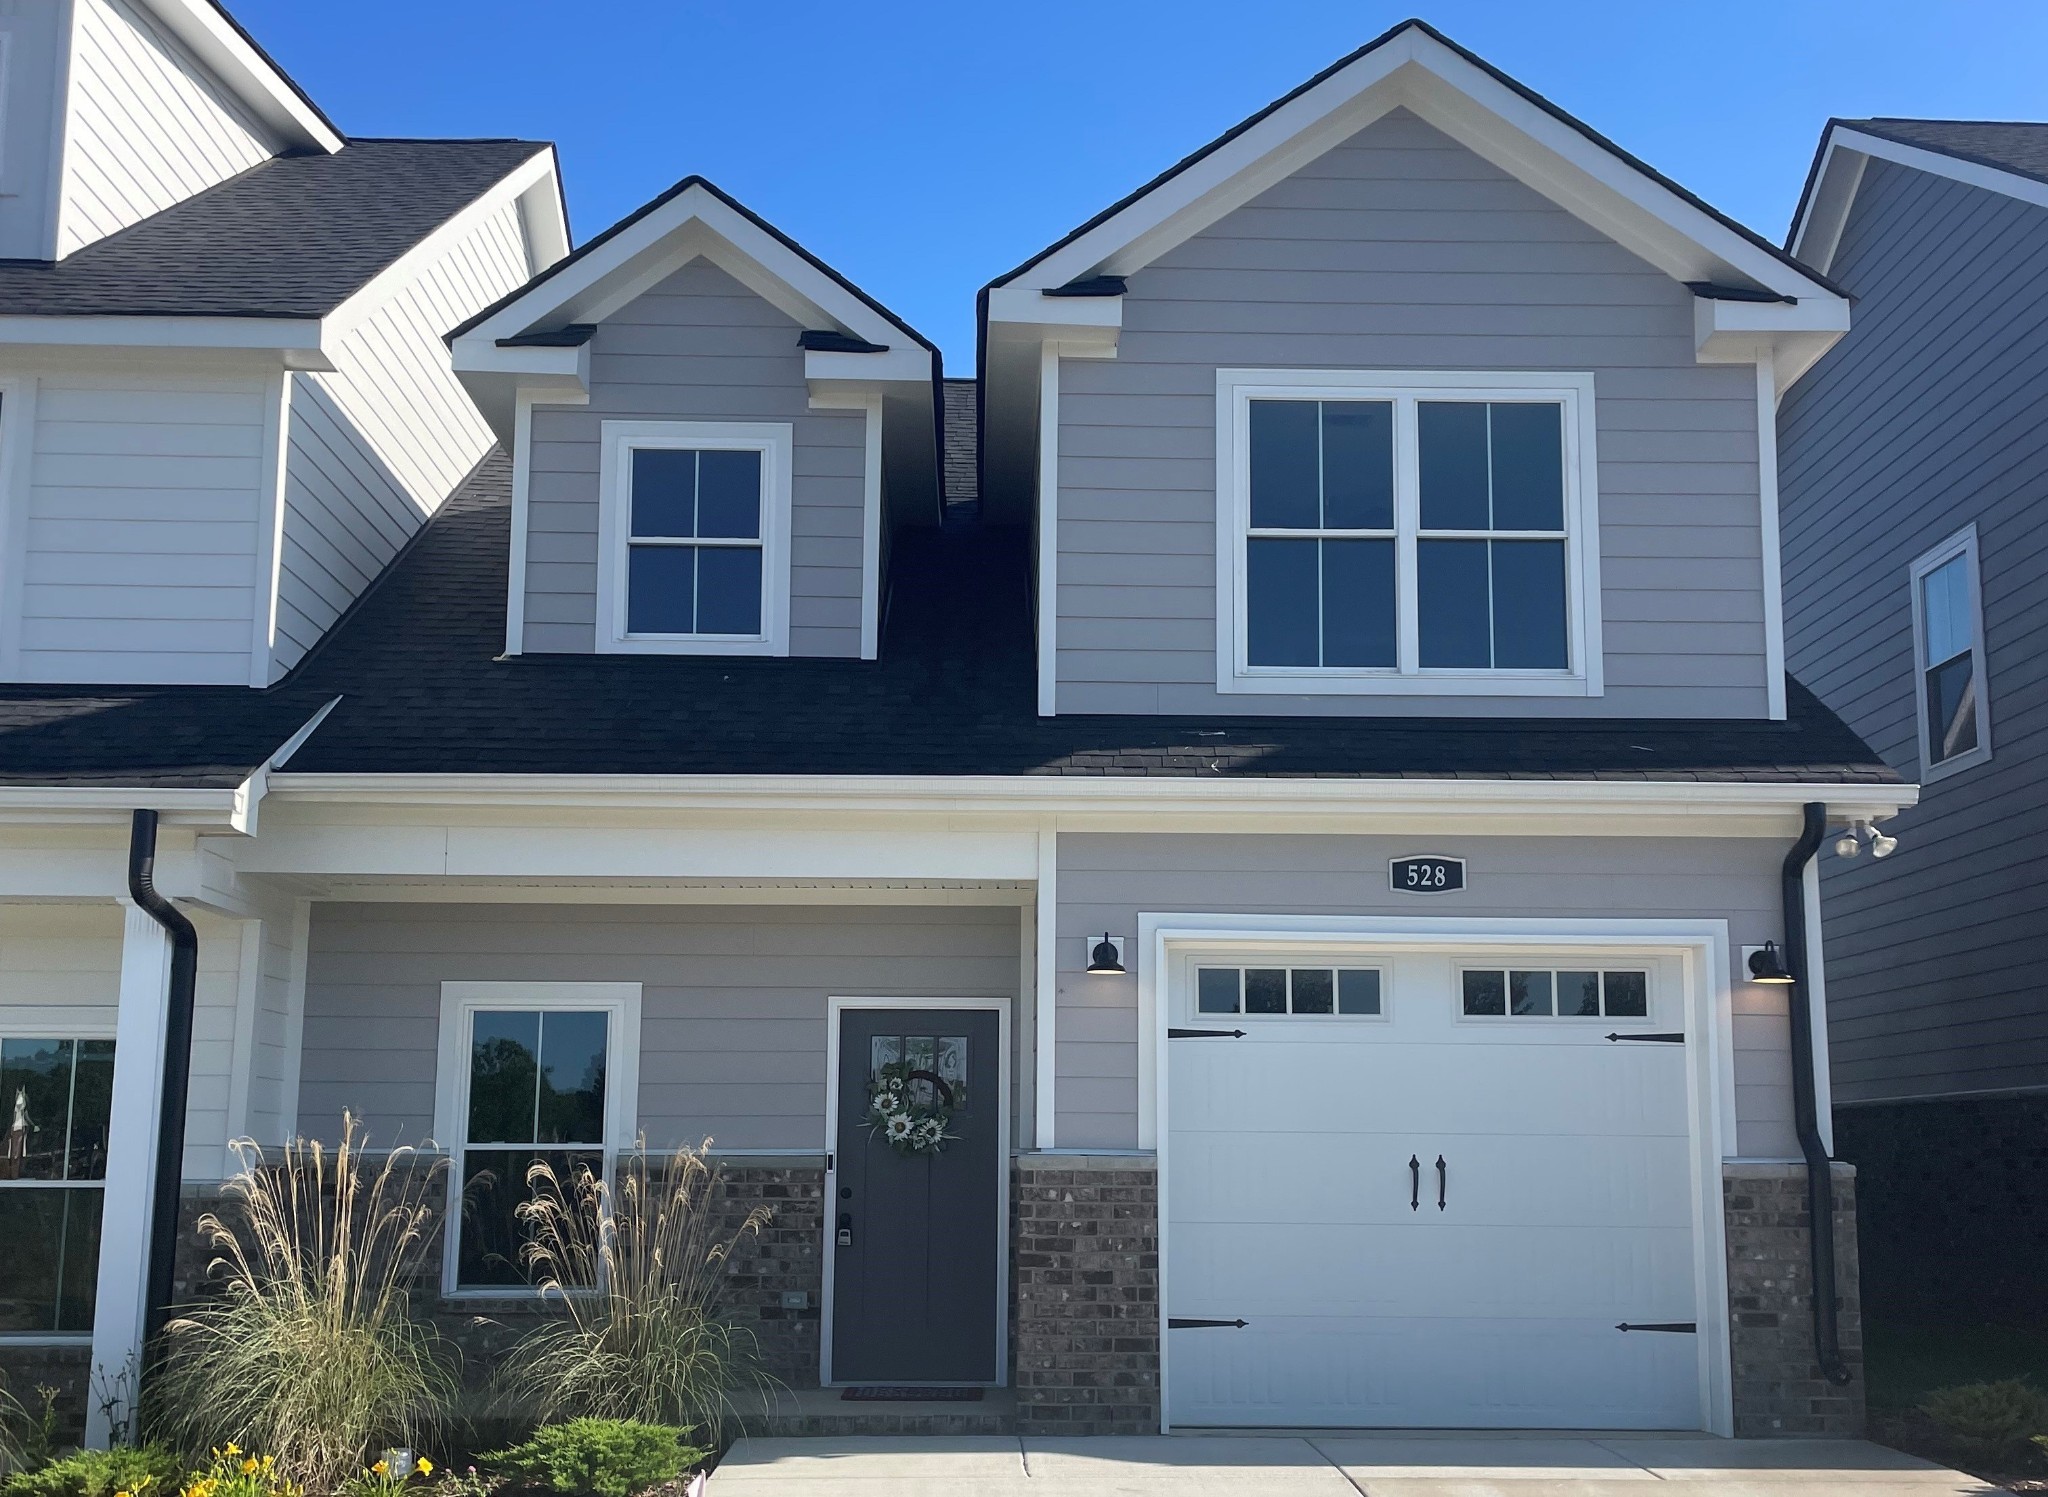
top-left (1559, 971), bottom-right (1601, 1018)
top-left (1197, 968), bottom-right (1241, 1014)
top-left (1510, 970), bottom-right (1554, 1016)
top-left (1337, 970), bottom-right (1381, 1015)
top-left (1245, 969), bottom-right (1287, 1015)
top-left (1290, 969), bottom-right (1334, 1015)
top-left (1462, 971), bottom-right (1506, 1016)
top-left (1603, 971), bottom-right (1649, 1018)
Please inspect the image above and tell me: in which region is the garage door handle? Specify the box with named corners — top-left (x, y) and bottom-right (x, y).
top-left (1436, 1155), bottom-right (1447, 1211)
top-left (1408, 1155), bottom-right (1420, 1212)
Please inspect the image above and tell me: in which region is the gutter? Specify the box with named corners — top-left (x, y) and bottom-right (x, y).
top-left (127, 809), bottom-right (199, 1352)
top-left (1782, 800), bottom-right (1853, 1386)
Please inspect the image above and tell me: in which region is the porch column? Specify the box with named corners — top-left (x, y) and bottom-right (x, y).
top-left (86, 903), bottom-right (173, 1447)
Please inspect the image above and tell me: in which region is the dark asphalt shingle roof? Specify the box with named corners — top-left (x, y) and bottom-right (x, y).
top-left (0, 448), bottom-right (1896, 788)
top-left (942, 379), bottom-right (978, 508)
top-left (0, 138), bottom-right (549, 320)
top-left (1843, 118), bottom-right (2048, 188)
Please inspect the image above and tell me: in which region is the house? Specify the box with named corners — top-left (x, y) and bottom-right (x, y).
top-left (0, 14), bottom-right (1912, 1446)
top-left (1783, 120), bottom-right (2048, 1333)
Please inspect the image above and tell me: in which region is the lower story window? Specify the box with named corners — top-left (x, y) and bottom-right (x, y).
top-left (1461, 968), bottom-right (1648, 1019)
top-left (0, 1036), bottom-right (114, 1336)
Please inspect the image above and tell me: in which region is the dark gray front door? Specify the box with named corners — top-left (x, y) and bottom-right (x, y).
top-left (830, 1007), bottom-right (1000, 1383)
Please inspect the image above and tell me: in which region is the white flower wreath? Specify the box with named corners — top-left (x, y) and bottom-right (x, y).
top-left (867, 1060), bottom-right (960, 1156)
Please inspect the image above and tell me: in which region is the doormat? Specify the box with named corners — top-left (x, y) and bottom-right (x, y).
top-left (839, 1386), bottom-right (984, 1402)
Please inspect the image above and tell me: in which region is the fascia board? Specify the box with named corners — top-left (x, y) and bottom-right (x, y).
top-left (0, 316), bottom-right (332, 363)
top-left (1787, 133), bottom-right (1865, 274)
top-left (1693, 295), bottom-right (1851, 374)
top-left (137, 0), bottom-right (342, 153)
top-left (803, 346), bottom-right (934, 388)
top-left (984, 287), bottom-right (1124, 343)
top-left (0, 785), bottom-right (250, 829)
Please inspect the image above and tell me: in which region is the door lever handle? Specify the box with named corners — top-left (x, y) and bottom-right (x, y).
top-left (1408, 1154), bottom-right (1420, 1212)
top-left (1436, 1155), bottom-right (1447, 1212)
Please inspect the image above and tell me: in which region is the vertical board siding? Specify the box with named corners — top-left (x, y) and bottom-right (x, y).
top-left (1780, 156), bottom-right (2048, 1104)
top-left (522, 259), bottom-right (867, 657)
top-left (59, 0), bottom-right (274, 256)
top-left (276, 199), bottom-right (531, 672)
top-left (298, 903), bottom-right (1020, 1153)
top-left (1055, 109), bottom-right (1767, 718)
top-left (17, 375), bottom-right (268, 684)
top-left (1055, 832), bottom-right (1796, 1157)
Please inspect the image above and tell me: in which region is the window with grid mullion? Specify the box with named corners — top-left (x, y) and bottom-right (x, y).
top-left (625, 445), bottom-right (764, 639)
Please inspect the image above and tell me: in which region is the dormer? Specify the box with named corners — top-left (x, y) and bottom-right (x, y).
top-left (451, 178), bottom-right (940, 661)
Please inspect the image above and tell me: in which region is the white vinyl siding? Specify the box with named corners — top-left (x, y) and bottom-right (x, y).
top-left (276, 198), bottom-right (531, 673)
top-left (58, 0), bottom-right (276, 256)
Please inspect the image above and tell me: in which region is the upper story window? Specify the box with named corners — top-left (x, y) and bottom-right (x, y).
top-left (1910, 525), bottom-right (1991, 780)
top-left (596, 420), bottom-right (792, 655)
top-left (1217, 370), bottom-right (1599, 697)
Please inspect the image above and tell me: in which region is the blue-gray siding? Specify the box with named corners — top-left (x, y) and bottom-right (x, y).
top-left (1781, 154), bottom-right (2048, 1104)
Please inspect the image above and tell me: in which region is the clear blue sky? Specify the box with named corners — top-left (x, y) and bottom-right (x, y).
top-left (238, 0), bottom-right (2048, 366)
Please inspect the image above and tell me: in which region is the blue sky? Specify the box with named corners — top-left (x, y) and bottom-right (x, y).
top-left (238, 0), bottom-right (2048, 366)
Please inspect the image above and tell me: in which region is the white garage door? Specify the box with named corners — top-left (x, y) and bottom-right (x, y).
top-left (1166, 949), bottom-right (1702, 1430)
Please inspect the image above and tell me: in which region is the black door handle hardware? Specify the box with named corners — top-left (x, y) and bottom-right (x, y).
top-left (1408, 1155), bottom-right (1420, 1212)
top-left (1167, 1318), bottom-right (1249, 1330)
top-left (1436, 1155), bottom-right (1447, 1211)
top-left (1168, 1027), bottom-right (1247, 1039)
top-left (836, 1211), bottom-right (853, 1248)
top-left (1606, 1032), bottom-right (1684, 1044)
top-left (1616, 1322), bottom-right (1698, 1334)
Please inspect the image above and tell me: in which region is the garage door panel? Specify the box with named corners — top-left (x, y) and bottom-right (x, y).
top-left (1169, 1132), bottom-right (1436, 1226)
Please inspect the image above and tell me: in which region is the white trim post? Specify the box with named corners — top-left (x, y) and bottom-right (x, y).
top-left (1033, 827), bottom-right (1057, 1149)
top-left (1035, 346), bottom-right (1059, 717)
top-left (1756, 360), bottom-right (1788, 720)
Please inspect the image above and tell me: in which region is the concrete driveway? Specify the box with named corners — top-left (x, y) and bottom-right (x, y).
top-left (711, 1432), bottom-right (1996, 1496)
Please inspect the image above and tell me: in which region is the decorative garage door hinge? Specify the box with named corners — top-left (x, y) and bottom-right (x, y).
top-left (1168, 1317), bottom-right (1249, 1329)
top-left (1615, 1321), bottom-right (1698, 1333)
top-left (1168, 1027), bottom-right (1246, 1039)
top-left (1606, 1032), bottom-right (1685, 1043)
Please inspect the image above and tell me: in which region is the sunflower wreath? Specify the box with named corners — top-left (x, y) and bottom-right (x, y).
top-left (866, 1060), bottom-right (960, 1156)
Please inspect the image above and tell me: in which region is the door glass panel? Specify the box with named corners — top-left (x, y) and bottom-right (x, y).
top-left (1337, 969), bottom-right (1382, 1015)
top-left (1558, 970), bottom-right (1602, 1018)
top-left (1244, 969), bottom-right (1287, 1015)
top-left (1509, 970), bottom-right (1555, 1016)
top-left (1197, 968), bottom-right (1241, 1014)
top-left (1290, 969), bottom-right (1335, 1015)
top-left (1462, 970), bottom-right (1507, 1016)
top-left (868, 1034), bottom-right (902, 1079)
top-left (934, 1037), bottom-right (969, 1107)
top-left (1602, 971), bottom-right (1650, 1018)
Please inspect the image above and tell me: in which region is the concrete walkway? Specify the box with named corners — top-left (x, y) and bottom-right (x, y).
top-left (712, 1432), bottom-right (1996, 1496)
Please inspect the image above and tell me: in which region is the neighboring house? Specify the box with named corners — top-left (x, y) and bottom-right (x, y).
top-left (0, 15), bottom-right (1912, 1447)
top-left (1782, 119), bottom-right (2048, 1326)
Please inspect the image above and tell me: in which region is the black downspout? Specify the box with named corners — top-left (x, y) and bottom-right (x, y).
top-left (1782, 800), bottom-right (1854, 1386)
top-left (127, 809), bottom-right (200, 1351)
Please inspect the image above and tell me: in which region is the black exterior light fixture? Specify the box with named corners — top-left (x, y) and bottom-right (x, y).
top-left (1746, 940), bottom-right (1795, 985)
top-left (1086, 934), bottom-right (1126, 975)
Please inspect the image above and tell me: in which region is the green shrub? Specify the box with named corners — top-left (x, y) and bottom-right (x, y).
top-left (0, 1445), bottom-right (183, 1497)
top-left (1920, 1379), bottom-right (2048, 1463)
top-left (482, 1420), bottom-right (699, 1497)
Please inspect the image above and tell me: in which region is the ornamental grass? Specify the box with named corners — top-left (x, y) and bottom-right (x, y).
top-left (149, 1115), bottom-right (455, 1496)
top-left (495, 1141), bottom-right (772, 1445)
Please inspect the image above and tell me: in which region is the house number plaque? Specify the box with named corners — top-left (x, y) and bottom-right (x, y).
top-left (1390, 856), bottom-right (1465, 894)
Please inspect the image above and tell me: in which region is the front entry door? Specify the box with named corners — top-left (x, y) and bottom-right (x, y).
top-left (829, 1006), bottom-right (1000, 1383)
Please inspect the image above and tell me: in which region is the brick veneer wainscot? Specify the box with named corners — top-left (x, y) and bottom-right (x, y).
top-left (1723, 1161), bottom-right (1864, 1438)
top-left (1012, 1154), bottom-right (1159, 1435)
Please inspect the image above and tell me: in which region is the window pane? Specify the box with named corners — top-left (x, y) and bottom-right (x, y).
top-left (1321, 403), bottom-right (1394, 529)
top-left (695, 450), bottom-right (762, 539)
top-left (1418, 402), bottom-right (1490, 530)
top-left (1491, 540), bottom-right (1569, 669)
top-left (1244, 969), bottom-right (1287, 1015)
top-left (1462, 970), bottom-right (1507, 1016)
top-left (68, 1041), bottom-right (115, 1182)
top-left (1603, 971), bottom-right (1650, 1018)
top-left (1418, 539), bottom-right (1491, 667)
top-left (1337, 969), bottom-right (1382, 1015)
top-left (695, 546), bottom-right (763, 636)
top-left (1291, 969), bottom-right (1335, 1015)
top-left (1488, 404), bottom-right (1565, 531)
top-left (536, 1011), bottom-right (608, 1146)
top-left (1322, 539), bottom-right (1396, 668)
top-left (630, 449), bottom-right (697, 538)
top-left (1558, 971), bottom-right (1601, 1018)
top-left (1510, 970), bottom-right (1555, 1016)
top-left (469, 1011), bottom-right (540, 1145)
top-left (1, 1038), bottom-right (74, 1182)
top-left (0, 1188), bottom-right (101, 1334)
top-left (1196, 968), bottom-right (1241, 1014)
top-left (1248, 401), bottom-right (1320, 529)
top-left (626, 546), bottom-right (695, 635)
top-left (1247, 538), bottom-right (1320, 666)
top-left (1926, 654), bottom-right (1979, 764)
top-left (1921, 553), bottom-right (1973, 666)
top-left (458, 1148), bottom-right (600, 1289)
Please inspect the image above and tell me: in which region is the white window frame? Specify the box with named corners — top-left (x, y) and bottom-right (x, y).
top-left (0, 1024), bottom-right (116, 1345)
top-left (1214, 369), bottom-right (1603, 697)
top-left (1908, 524), bottom-right (1992, 782)
top-left (433, 981), bottom-right (641, 1299)
top-left (595, 419), bottom-right (793, 656)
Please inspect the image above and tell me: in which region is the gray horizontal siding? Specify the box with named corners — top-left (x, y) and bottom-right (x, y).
top-left (1780, 155), bottom-right (2048, 1104)
top-left (1055, 107), bottom-right (1768, 718)
top-left (522, 260), bottom-right (866, 657)
top-left (1055, 832), bottom-right (1797, 1157)
top-left (298, 903), bottom-right (1019, 1152)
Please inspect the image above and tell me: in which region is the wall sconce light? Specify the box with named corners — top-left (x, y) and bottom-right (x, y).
top-left (1745, 940), bottom-right (1795, 985)
top-left (1085, 934), bottom-right (1127, 975)
top-left (1834, 820), bottom-right (1901, 860)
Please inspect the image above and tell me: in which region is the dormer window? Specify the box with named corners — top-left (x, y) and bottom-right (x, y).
top-left (596, 420), bottom-right (792, 655)
top-left (1216, 370), bottom-right (1600, 697)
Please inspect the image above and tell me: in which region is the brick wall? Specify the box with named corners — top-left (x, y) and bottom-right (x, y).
top-left (1011, 1154), bottom-right (1158, 1435)
top-left (1724, 1161), bottom-right (1864, 1438)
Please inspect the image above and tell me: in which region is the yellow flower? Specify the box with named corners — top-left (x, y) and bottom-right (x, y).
top-left (241, 1461), bottom-right (258, 1475)
top-left (372, 1462), bottom-right (388, 1477)
top-left (225, 1445), bottom-right (242, 1458)
top-left (416, 1459), bottom-right (434, 1478)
